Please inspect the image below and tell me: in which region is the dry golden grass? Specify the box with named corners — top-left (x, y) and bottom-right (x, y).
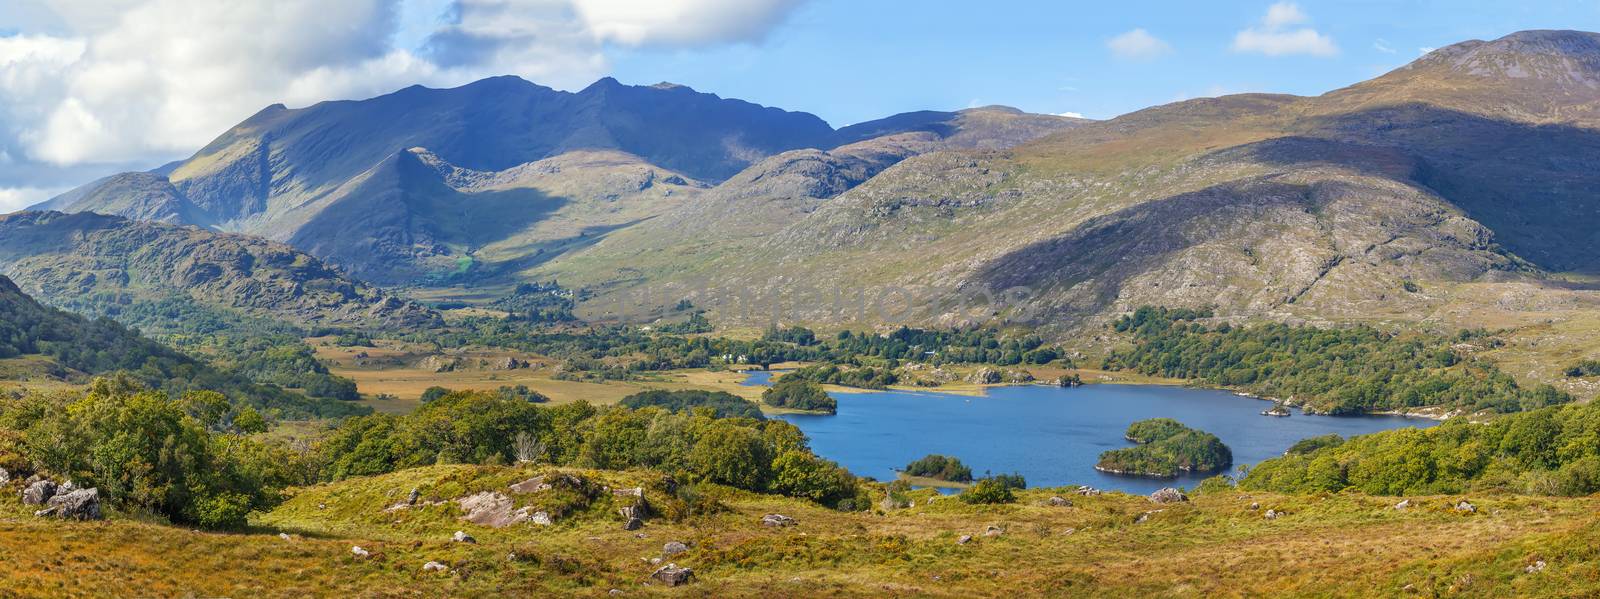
top-left (2, 464), bottom-right (1596, 597)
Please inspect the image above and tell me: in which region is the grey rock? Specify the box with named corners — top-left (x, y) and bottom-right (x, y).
top-left (663, 541), bottom-right (689, 556)
top-left (983, 525), bottom-right (1004, 537)
top-left (622, 517), bottom-right (643, 531)
top-left (1455, 500), bottom-right (1477, 513)
top-left (1046, 496), bottom-right (1071, 507)
top-left (1394, 499), bottom-right (1411, 510)
top-left (452, 530), bottom-right (476, 544)
top-left (1149, 488), bottom-right (1188, 504)
top-left (652, 563), bottom-right (694, 586)
top-left (957, 534), bottom-right (973, 545)
top-left (1264, 509), bottom-right (1282, 520)
top-left (968, 367), bottom-right (1002, 384)
top-left (351, 546), bottom-right (371, 558)
top-left (21, 479), bottom-right (56, 505)
top-left (761, 513), bottom-right (797, 527)
top-left (531, 511), bottom-right (554, 526)
top-left (40, 488), bottom-right (101, 520)
top-left (0, 467), bottom-right (8, 485)
top-left (407, 488), bottom-right (421, 505)
top-left (1526, 560), bottom-right (1547, 574)
top-left (422, 561), bottom-right (449, 573)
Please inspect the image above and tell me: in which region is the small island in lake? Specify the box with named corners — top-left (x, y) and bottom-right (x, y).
top-left (1095, 418), bottom-right (1233, 478)
top-left (902, 454), bottom-right (976, 483)
top-left (1261, 401), bottom-right (1291, 417)
top-left (762, 375), bottom-right (839, 414)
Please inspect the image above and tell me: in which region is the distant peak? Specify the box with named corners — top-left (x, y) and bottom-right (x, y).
top-left (960, 105), bottom-right (1025, 115)
top-left (651, 81), bottom-right (690, 91)
top-left (1405, 29), bottom-right (1600, 81)
top-left (582, 76), bottom-right (625, 93)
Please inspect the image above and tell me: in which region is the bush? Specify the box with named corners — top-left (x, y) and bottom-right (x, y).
top-left (903, 454), bottom-right (974, 482)
top-left (961, 478), bottom-right (1016, 504)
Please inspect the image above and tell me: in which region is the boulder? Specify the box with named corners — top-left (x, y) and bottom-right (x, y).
top-left (983, 525), bottom-right (1004, 537)
top-left (1526, 560), bottom-right (1547, 574)
top-left (452, 531), bottom-right (477, 544)
top-left (761, 513), bottom-right (797, 527)
top-left (407, 488), bottom-right (421, 505)
top-left (0, 467), bottom-right (8, 485)
top-left (1249, 502), bottom-right (1260, 510)
top-left (968, 368), bottom-right (1002, 384)
top-left (1394, 499), bottom-right (1411, 510)
top-left (492, 357), bottom-right (529, 370)
top-left (1005, 370), bottom-right (1035, 383)
top-left (662, 541), bottom-right (689, 556)
top-left (21, 479), bottom-right (56, 505)
top-left (416, 355), bottom-right (460, 373)
top-left (1264, 509), bottom-right (1282, 520)
top-left (351, 546), bottom-right (371, 558)
top-left (38, 487), bottom-right (101, 520)
top-left (957, 535), bottom-right (973, 545)
top-left (530, 511), bottom-right (554, 526)
top-left (1074, 486), bottom-right (1102, 496)
top-left (1455, 501), bottom-right (1476, 513)
top-left (1046, 496), bottom-right (1071, 507)
top-left (622, 517), bottom-right (643, 531)
top-left (457, 491), bottom-right (536, 528)
top-left (422, 561), bottom-right (449, 573)
top-left (1149, 488), bottom-right (1188, 504)
top-left (652, 563), bottom-right (694, 586)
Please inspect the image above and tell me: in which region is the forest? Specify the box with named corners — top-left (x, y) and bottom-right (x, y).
top-left (1103, 307), bottom-right (1571, 414)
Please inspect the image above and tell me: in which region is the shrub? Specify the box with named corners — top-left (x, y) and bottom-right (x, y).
top-left (961, 478), bottom-right (1016, 504)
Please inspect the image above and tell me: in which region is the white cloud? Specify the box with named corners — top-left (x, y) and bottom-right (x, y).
top-left (1373, 39), bottom-right (1395, 54)
top-left (1419, 46), bottom-right (1437, 56)
top-left (1262, 2), bottom-right (1308, 28)
top-left (0, 186), bottom-right (68, 213)
top-left (1055, 111), bottom-right (1085, 119)
top-left (1231, 2), bottom-right (1338, 57)
top-left (1107, 28), bottom-right (1171, 61)
top-left (0, 0), bottom-right (808, 185)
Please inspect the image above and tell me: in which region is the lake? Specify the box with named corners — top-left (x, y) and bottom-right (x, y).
top-left (745, 371), bottom-right (1435, 495)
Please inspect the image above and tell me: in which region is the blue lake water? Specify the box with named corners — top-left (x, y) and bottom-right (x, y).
top-left (745, 371), bottom-right (1435, 495)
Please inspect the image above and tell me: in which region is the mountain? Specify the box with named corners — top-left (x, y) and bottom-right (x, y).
top-left (0, 211), bottom-right (441, 333)
top-left (532, 30), bottom-right (1600, 334)
top-left (41, 78), bottom-right (1083, 284)
top-left (0, 273), bottom-right (362, 417)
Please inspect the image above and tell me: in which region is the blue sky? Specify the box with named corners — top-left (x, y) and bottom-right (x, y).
top-left (2, 0), bottom-right (1599, 209)
top-left (592, 0), bottom-right (1600, 125)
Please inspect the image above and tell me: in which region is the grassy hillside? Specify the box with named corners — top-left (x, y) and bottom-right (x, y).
top-left (2, 463), bottom-right (1596, 597)
top-left (0, 274), bottom-right (361, 418)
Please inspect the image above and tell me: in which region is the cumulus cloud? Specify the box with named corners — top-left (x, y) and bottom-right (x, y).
top-left (0, 186), bottom-right (69, 213)
top-left (1107, 28), bottom-right (1171, 61)
top-left (0, 0), bottom-right (808, 189)
top-left (1055, 111), bottom-right (1086, 119)
top-left (1231, 2), bottom-right (1337, 57)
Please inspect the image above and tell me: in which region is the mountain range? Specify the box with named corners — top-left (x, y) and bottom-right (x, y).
top-left (18, 30), bottom-right (1600, 343)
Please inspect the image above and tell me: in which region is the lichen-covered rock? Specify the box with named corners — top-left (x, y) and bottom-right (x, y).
top-left (37, 487), bottom-right (101, 520)
top-left (452, 531), bottom-right (476, 544)
top-left (456, 492), bottom-right (528, 528)
top-left (761, 513), bottom-right (797, 527)
top-left (652, 563), bottom-right (693, 586)
top-left (422, 561), bottom-right (449, 573)
top-left (1149, 488), bottom-right (1188, 504)
top-left (21, 479), bottom-right (56, 505)
top-left (968, 368), bottom-right (1002, 384)
top-left (1046, 496), bottom-right (1071, 507)
top-left (662, 541), bottom-right (689, 556)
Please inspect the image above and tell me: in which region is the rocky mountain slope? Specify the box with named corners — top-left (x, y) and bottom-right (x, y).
top-left (0, 211), bottom-right (440, 333)
top-left (535, 30), bottom-right (1600, 334)
top-left (42, 78), bottom-right (1083, 285)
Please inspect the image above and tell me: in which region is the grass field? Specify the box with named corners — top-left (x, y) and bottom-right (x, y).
top-left (2, 463), bottom-right (1595, 597)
